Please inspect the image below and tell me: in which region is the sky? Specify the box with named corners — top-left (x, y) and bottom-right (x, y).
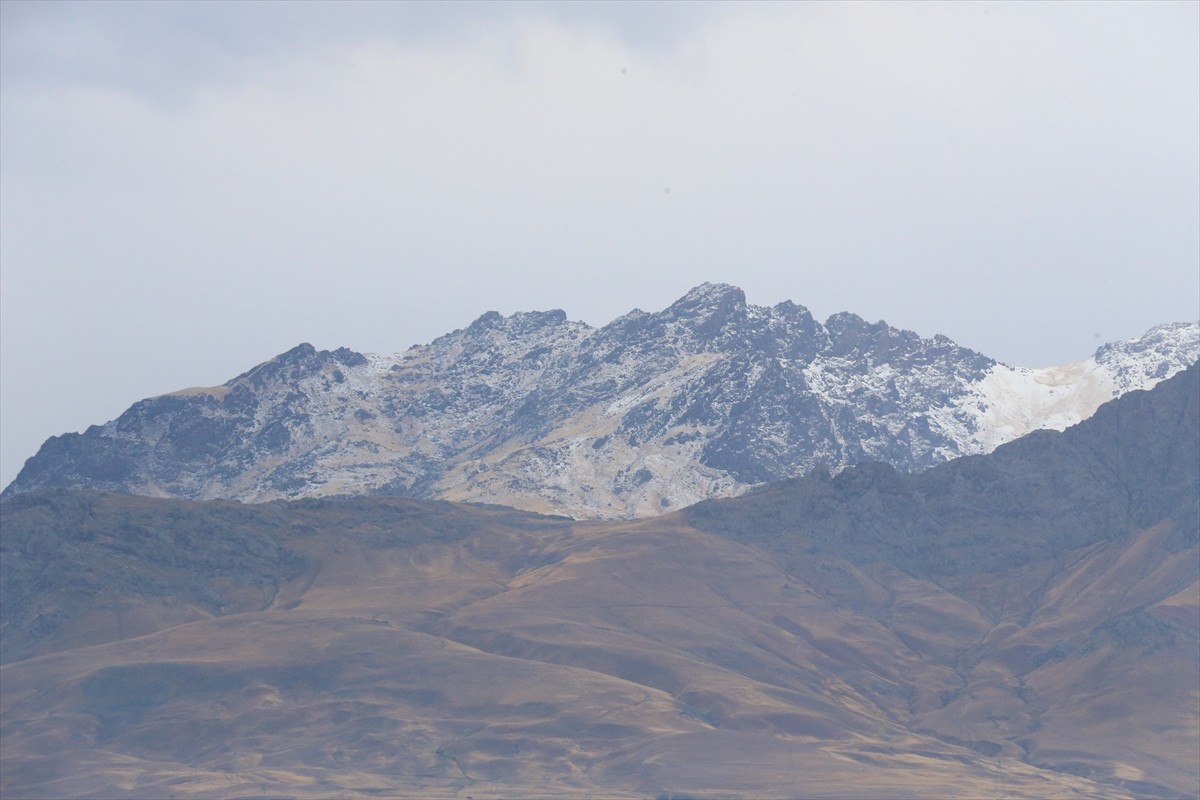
top-left (1, 0), bottom-right (1198, 489)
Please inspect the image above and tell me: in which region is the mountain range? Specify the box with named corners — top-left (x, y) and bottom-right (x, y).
top-left (2, 359), bottom-right (1196, 799)
top-left (4, 284), bottom-right (1197, 518)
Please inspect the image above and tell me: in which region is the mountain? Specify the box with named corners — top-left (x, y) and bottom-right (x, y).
top-left (4, 284), bottom-right (1196, 518)
top-left (2, 365), bottom-right (1196, 800)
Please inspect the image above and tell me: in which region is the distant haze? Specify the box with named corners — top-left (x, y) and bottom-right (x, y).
top-left (2, 0), bottom-right (1198, 488)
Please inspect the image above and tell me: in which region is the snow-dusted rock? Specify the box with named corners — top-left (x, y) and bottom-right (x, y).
top-left (5, 285), bottom-right (1196, 518)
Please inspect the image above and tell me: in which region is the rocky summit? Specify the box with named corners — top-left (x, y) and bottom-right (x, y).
top-left (4, 284), bottom-right (1197, 518)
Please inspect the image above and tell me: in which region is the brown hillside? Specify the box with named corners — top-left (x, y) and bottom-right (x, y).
top-left (2, 492), bottom-right (1195, 799)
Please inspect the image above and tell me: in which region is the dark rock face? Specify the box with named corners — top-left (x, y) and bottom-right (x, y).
top-left (2, 285), bottom-right (1195, 518)
top-left (690, 363), bottom-right (1200, 583)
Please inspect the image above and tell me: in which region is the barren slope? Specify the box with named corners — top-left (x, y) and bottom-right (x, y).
top-left (5, 495), bottom-right (1195, 799)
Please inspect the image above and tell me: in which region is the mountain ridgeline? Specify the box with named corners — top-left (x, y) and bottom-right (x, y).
top-left (4, 284), bottom-right (1197, 518)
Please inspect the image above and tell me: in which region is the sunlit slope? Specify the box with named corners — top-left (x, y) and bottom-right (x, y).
top-left (6, 499), bottom-right (1193, 799)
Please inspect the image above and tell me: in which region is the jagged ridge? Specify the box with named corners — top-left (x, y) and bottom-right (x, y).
top-left (4, 284), bottom-right (1197, 518)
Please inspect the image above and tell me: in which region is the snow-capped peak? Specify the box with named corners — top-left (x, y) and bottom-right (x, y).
top-left (4, 287), bottom-right (1196, 520)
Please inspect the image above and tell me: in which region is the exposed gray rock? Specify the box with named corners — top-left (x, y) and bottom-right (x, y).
top-left (4, 284), bottom-right (1197, 518)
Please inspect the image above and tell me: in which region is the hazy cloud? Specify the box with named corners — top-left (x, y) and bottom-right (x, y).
top-left (2, 0), bottom-right (1197, 486)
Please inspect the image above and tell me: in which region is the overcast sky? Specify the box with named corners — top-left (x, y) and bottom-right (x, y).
top-left (2, 0), bottom-right (1198, 488)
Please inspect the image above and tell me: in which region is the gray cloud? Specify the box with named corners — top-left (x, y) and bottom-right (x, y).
top-left (1, 0), bottom-right (715, 102)
top-left (2, 0), bottom-right (1197, 487)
